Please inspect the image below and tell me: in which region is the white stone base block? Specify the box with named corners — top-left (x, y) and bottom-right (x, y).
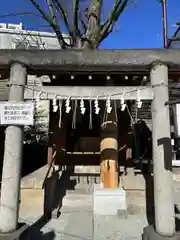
top-left (93, 184), bottom-right (127, 215)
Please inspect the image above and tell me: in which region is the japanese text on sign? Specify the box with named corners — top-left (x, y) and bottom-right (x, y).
top-left (0, 102), bottom-right (34, 125)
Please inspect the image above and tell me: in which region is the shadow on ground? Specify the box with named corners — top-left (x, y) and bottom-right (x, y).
top-left (19, 165), bottom-right (78, 239)
top-left (19, 216), bottom-right (56, 240)
top-left (22, 143), bottom-right (47, 177)
top-left (144, 172), bottom-right (180, 232)
top-left (143, 173), bottom-right (155, 226)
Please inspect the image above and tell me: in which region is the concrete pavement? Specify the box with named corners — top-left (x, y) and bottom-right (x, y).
top-left (18, 165), bottom-right (180, 239)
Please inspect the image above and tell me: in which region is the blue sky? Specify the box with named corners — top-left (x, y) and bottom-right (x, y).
top-left (0, 0), bottom-right (179, 49)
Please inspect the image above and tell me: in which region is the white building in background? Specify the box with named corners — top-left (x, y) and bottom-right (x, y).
top-left (0, 22), bottom-right (70, 49)
top-left (0, 23), bottom-right (70, 142)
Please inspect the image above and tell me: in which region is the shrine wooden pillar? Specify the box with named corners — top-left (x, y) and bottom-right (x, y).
top-left (47, 101), bottom-right (68, 166)
top-left (100, 111), bottom-right (118, 189)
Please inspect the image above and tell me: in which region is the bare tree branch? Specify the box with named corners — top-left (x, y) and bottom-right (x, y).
top-left (73, 0), bottom-right (80, 35)
top-left (46, 0), bottom-right (56, 23)
top-left (53, 0), bottom-right (74, 41)
top-left (99, 0), bottom-right (128, 44)
top-left (79, 11), bottom-right (87, 33)
top-left (46, 0), bottom-right (70, 47)
top-left (30, 0), bottom-right (68, 48)
top-left (0, 12), bottom-right (43, 19)
top-left (28, 0), bottom-right (129, 49)
top-left (72, 0), bottom-right (83, 46)
top-left (167, 25), bottom-right (180, 48)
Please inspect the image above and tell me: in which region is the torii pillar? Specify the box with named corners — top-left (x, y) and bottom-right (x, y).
top-left (0, 63), bottom-right (27, 233)
top-left (143, 62), bottom-right (176, 239)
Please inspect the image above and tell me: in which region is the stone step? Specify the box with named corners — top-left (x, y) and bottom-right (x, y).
top-left (20, 164), bottom-right (180, 197)
top-left (21, 165), bottom-right (49, 189)
top-left (20, 165), bottom-right (146, 190)
top-left (19, 167), bottom-right (180, 221)
top-left (21, 165), bottom-right (101, 189)
top-left (66, 185), bottom-right (95, 194)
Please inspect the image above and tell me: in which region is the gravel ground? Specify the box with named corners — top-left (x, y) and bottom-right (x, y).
top-left (19, 191), bottom-right (148, 240)
top-left (20, 210), bottom-right (148, 240)
top-left (18, 170), bottom-right (180, 240)
top-left (18, 186), bottom-right (180, 240)
top-left (94, 214), bottom-right (148, 240)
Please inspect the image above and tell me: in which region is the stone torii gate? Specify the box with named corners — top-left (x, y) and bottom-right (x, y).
top-left (0, 49), bottom-right (179, 239)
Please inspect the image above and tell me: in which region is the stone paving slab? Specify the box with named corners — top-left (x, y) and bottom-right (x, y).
top-left (19, 188), bottom-right (149, 240)
top-left (94, 214), bottom-right (148, 240)
top-left (40, 210), bottom-right (93, 240)
top-left (19, 186), bottom-right (180, 240)
top-left (19, 193), bottom-right (93, 240)
top-left (18, 165), bottom-right (180, 240)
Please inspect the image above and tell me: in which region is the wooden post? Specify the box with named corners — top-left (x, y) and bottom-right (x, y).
top-left (100, 112), bottom-right (118, 189)
top-left (47, 146), bottom-right (53, 165)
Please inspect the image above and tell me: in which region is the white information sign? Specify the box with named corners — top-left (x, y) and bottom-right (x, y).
top-left (0, 101), bottom-right (34, 125)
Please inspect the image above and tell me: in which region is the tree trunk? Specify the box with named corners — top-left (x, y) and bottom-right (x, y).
top-left (82, 0), bottom-right (102, 49)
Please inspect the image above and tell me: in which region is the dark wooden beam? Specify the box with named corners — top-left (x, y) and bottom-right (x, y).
top-left (1, 49), bottom-right (180, 73)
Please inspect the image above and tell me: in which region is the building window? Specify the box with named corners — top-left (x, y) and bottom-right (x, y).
top-left (7, 23), bottom-right (23, 30)
top-left (13, 41), bottom-right (46, 50)
top-left (12, 37), bottom-right (46, 50)
top-left (27, 42), bottom-right (46, 49)
top-left (0, 23), bottom-right (7, 29)
top-left (27, 45), bottom-right (38, 49)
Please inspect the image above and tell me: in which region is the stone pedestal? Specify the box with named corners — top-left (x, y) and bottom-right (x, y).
top-left (93, 184), bottom-right (126, 215)
top-left (0, 224), bottom-right (29, 240)
top-left (143, 226), bottom-right (180, 240)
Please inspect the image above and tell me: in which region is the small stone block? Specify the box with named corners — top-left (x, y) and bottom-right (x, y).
top-left (93, 184), bottom-right (127, 215)
top-left (0, 223), bottom-right (29, 240)
top-left (143, 226), bottom-right (180, 240)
